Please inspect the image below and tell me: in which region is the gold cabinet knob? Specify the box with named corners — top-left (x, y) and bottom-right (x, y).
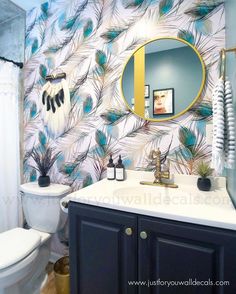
top-left (140, 231), bottom-right (148, 239)
top-left (125, 227), bottom-right (133, 236)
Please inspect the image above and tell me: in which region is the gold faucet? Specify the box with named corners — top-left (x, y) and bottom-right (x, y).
top-left (151, 149), bottom-right (170, 183)
top-left (140, 148), bottom-right (178, 188)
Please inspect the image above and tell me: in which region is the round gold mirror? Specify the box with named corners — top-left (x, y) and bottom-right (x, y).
top-left (121, 37), bottom-right (206, 121)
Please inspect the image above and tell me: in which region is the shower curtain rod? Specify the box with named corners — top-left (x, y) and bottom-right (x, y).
top-left (220, 46), bottom-right (236, 80)
top-left (0, 56), bottom-right (23, 69)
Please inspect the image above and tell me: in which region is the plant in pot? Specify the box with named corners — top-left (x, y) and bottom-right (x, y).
top-left (29, 147), bottom-right (60, 187)
top-left (197, 161), bottom-right (213, 191)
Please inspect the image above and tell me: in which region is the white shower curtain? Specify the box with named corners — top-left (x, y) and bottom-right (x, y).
top-left (0, 60), bottom-right (22, 233)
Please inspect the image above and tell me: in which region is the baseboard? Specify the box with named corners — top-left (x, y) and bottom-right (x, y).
top-left (50, 251), bottom-right (63, 263)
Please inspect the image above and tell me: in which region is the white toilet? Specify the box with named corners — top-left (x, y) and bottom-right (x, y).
top-left (0, 182), bottom-right (70, 294)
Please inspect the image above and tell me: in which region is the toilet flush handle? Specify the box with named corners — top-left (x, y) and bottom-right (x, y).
top-left (19, 191), bottom-right (25, 197)
top-left (61, 201), bottom-right (69, 209)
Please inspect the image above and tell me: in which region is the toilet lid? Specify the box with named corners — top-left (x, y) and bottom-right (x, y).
top-left (0, 228), bottom-right (41, 270)
top-left (20, 182), bottom-right (71, 196)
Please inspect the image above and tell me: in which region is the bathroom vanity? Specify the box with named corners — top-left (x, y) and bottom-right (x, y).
top-left (62, 171), bottom-right (236, 294)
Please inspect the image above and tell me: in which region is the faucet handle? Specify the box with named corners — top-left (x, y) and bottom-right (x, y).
top-left (150, 148), bottom-right (161, 160)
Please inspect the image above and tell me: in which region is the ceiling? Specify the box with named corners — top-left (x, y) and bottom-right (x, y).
top-left (10, 0), bottom-right (44, 11)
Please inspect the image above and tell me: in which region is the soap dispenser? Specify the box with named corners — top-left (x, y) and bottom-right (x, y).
top-left (107, 154), bottom-right (115, 180)
top-left (115, 155), bottom-right (125, 181)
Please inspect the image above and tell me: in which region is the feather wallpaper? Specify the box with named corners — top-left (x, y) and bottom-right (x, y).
top-left (24, 0), bottom-right (225, 253)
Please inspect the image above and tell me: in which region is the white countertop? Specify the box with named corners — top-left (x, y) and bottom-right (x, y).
top-left (61, 170), bottom-right (236, 231)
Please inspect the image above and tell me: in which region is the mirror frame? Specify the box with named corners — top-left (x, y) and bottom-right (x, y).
top-left (120, 36), bottom-right (206, 122)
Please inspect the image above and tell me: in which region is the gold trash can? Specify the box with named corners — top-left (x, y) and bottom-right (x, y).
top-left (54, 256), bottom-right (70, 294)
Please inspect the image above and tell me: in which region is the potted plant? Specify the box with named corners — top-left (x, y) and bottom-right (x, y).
top-left (29, 147), bottom-right (60, 187)
top-left (197, 161), bottom-right (213, 191)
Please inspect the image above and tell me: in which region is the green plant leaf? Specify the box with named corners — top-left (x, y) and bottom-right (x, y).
top-left (197, 161), bottom-right (212, 177)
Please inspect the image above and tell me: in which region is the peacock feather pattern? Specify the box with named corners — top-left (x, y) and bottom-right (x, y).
top-left (24, 0), bottom-right (225, 253)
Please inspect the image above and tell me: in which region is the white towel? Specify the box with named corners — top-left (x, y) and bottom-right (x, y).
top-left (224, 79), bottom-right (235, 169)
top-left (211, 77), bottom-right (235, 174)
top-left (212, 78), bottom-right (225, 174)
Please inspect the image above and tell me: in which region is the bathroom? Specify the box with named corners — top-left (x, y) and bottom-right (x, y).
top-left (0, 0), bottom-right (236, 293)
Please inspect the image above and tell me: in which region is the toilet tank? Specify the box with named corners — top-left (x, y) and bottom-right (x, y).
top-left (20, 183), bottom-right (71, 233)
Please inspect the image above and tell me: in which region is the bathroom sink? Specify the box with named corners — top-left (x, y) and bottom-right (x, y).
top-left (113, 186), bottom-right (187, 207)
top-left (112, 185), bottom-right (228, 208)
top-left (61, 170), bottom-right (234, 231)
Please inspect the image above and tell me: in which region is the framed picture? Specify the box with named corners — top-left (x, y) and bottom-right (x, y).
top-left (145, 85), bottom-right (150, 98)
top-left (153, 88), bottom-right (174, 115)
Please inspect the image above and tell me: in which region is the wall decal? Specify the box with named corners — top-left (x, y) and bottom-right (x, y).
top-left (24, 0), bottom-right (225, 254)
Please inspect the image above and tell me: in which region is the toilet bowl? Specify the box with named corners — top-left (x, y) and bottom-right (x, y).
top-left (0, 183), bottom-right (70, 294)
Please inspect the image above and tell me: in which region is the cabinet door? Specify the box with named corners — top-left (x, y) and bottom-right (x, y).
top-left (138, 216), bottom-right (236, 294)
top-left (69, 202), bottom-right (138, 294)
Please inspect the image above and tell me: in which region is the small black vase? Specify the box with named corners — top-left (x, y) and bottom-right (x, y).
top-left (197, 177), bottom-right (211, 191)
top-left (38, 175), bottom-right (50, 187)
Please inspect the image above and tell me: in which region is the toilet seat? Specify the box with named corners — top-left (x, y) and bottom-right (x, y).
top-left (0, 248), bottom-right (39, 288)
top-left (0, 228), bottom-right (51, 291)
top-left (0, 228), bottom-right (41, 270)
top-left (0, 182), bottom-right (70, 294)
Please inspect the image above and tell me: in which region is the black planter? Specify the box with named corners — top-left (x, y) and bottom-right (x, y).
top-left (197, 177), bottom-right (211, 191)
top-left (38, 175), bottom-right (50, 187)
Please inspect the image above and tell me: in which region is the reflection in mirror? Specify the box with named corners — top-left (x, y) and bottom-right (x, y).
top-left (122, 38), bottom-right (205, 121)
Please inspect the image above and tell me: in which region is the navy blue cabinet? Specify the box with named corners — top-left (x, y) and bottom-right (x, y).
top-left (69, 202), bottom-right (236, 294)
